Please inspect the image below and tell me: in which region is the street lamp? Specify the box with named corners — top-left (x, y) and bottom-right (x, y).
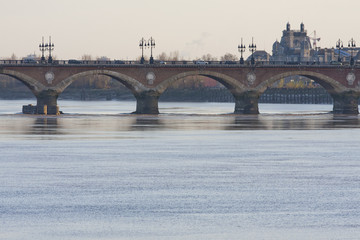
top-left (348, 38), bottom-right (356, 66)
top-left (39, 37), bottom-right (47, 63)
top-left (47, 36), bottom-right (54, 64)
top-left (336, 39), bottom-right (343, 62)
top-left (238, 38), bottom-right (246, 64)
top-left (148, 37), bottom-right (155, 64)
top-left (249, 37), bottom-right (256, 65)
top-left (139, 37), bottom-right (147, 64)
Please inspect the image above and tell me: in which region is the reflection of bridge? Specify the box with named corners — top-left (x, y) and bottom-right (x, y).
top-left (1, 61), bottom-right (360, 115)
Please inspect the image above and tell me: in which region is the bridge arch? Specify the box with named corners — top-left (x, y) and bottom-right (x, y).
top-left (55, 69), bottom-right (148, 95)
top-left (255, 70), bottom-right (346, 94)
top-left (154, 70), bottom-right (259, 114)
top-left (154, 70), bottom-right (247, 96)
top-left (0, 69), bottom-right (46, 94)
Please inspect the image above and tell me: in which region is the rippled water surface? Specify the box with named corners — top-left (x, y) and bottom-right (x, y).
top-left (1, 100), bottom-right (360, 240)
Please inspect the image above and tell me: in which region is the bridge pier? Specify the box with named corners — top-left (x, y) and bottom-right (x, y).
top-left (36, 90), bottom-right (60, 115)
top-left (134, 90), bottom-right (160, 114)
top-left (331, 91), bottom-right (359, 115)
top-left (233, 91), bottom-right (260, 114)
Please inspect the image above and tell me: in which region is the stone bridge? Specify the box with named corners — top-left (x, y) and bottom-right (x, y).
top-left (1, 62), bottom-right (360, 115)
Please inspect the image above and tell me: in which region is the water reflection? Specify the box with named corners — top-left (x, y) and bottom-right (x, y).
top-left (228, 114), bottom-right (360, 130)
top-left (31, 117), bottom-right (60, 135)
top-left (1, 113), bottom-right (360, 139)
top-left (131, 116), bottom-right (164, 131)
top-left (229, 115), bottom-right (266, 130)
top-left (330, 115), bottom-right (360, 128)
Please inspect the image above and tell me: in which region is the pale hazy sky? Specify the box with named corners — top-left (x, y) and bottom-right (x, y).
top-left (1, 0), bottom-right (360, 60)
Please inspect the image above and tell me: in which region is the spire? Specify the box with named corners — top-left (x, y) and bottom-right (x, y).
top-left (286, 22), bottom-right (290, 31)
top-left (300, 22), bottom-right (304, 32)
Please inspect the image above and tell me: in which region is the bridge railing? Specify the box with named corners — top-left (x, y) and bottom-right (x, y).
top-left (0, 59), bottom-right (359, 67)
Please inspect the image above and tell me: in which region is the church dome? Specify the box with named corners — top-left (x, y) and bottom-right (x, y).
top-left (272, 40), bottom-right (283, 55)
top-left (273, 40), bottom-right (280, 50)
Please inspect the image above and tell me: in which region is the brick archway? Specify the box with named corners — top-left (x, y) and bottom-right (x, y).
top-left (0, 69), bottom-right (46, 94)
top-left (55, 69), bottom-right (149, 96)
top-left (255, 70), bottom-right (347, 94)
top-left (154, 70), bottom-right (247, 96)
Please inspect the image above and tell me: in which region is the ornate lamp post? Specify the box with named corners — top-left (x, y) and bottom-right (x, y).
top-left (348, 38), bottom-right (356, 66)
top-left (47, 36), bottom-right (55, 64)
top-left (148, 37), bottom-right (155, 64)
top-left (249, 37), bottom-right (256, 65)
top-left (139, 37), bottom-right (147, 64)
top-left (336, 39), bottom-right (343, 62)
top-left (238, 38), bottom-right (246, 64)
top-left (39, 37), bottom-right (47, 63)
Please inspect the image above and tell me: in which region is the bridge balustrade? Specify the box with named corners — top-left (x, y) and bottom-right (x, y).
top-left (1, 59), bottom-right (360, 67)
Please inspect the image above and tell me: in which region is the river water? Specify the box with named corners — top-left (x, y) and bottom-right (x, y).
top-left (1, 100), bottom-right (360, 240)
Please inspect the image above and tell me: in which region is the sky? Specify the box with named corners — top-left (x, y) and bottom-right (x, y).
top-left (1, 0), bottom-right (360, 60)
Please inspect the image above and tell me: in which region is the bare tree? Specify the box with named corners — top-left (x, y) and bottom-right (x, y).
top-left (220, 53), bottom-right (237, 61)
top-left (82, 54), bottom-right (93, 60)
top-left (169, 51), bottom-right (180, 61)
top-left (157, 52), bottom-right (167, 61)
top-left (136, 55), bottom-right (148, 61)
top-left (201, 54), bottom-right (217, 61)
top-left (157, 51), bottom-right (180, 61)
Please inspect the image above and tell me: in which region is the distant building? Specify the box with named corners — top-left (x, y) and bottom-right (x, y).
top-left (247, 50), bottom-right (271, 62)
top-left (271, 22), bottom-right (312, 63)
top-left (341, 47), bottom-right (360, 62)
top-left (270, 22), bottom-right (360, 64)
top-left (22, 54), bottom-right (39, 63)
top-left (315, 48), bottom-right (336, 63)
top-left (355, 51), bottom-right (360, 62)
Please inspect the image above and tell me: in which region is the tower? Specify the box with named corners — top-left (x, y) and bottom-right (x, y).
top-left (286, 22), bottom-right (290, 31)
top-left (272, 22), bottom-right (313, 63)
